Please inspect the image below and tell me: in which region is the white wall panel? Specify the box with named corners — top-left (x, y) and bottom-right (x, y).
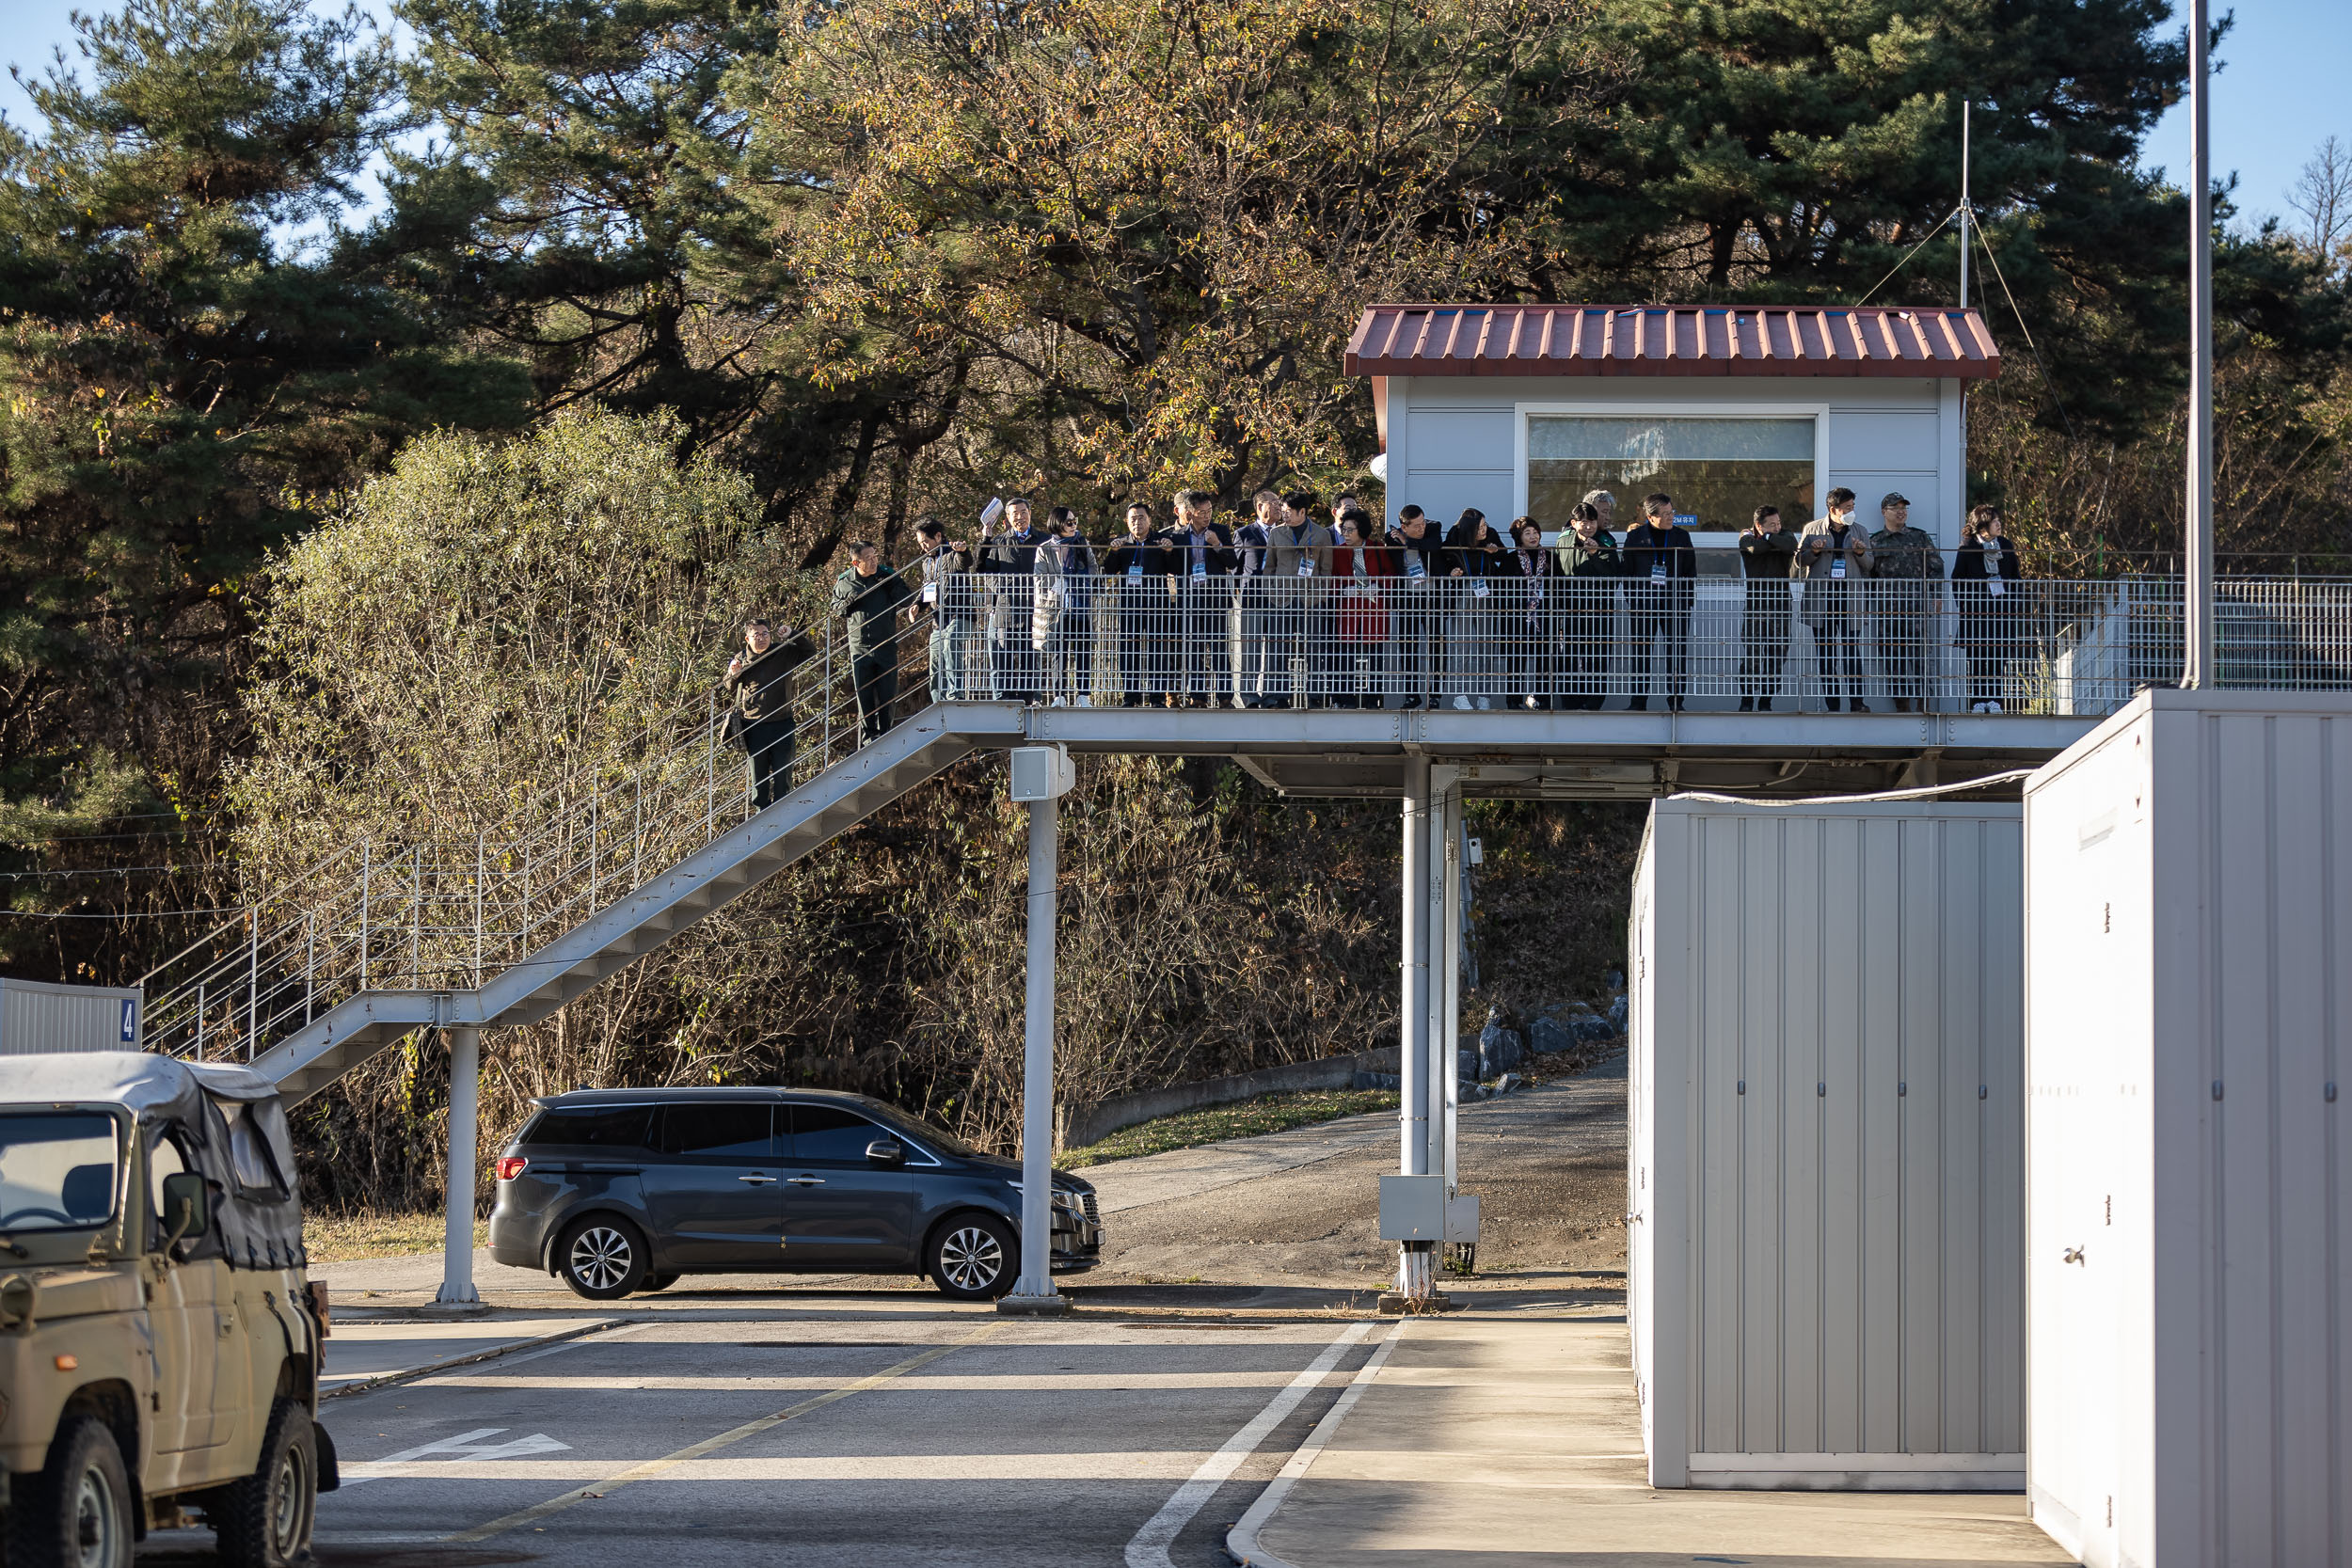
top-left (0, 977), bottom-right (142, 1054)
top-left (2024, 690), bottom-right (2352, 1567)
top-left (1828, 409), bottom-right (1940, 471)
top-left (1629, 796), bottom-right (2026, 1490)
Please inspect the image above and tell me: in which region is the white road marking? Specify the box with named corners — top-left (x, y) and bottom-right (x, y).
top-left (422, 1369), bottom-right (1347, 1393)
top-left (328, 1450), bottom-right (1231, 1482)
top-left (340, 1427), bottom-right (572, 1486)
top-left (1122, 1321), bottom-right (1374, 1568)
top-left (1226, 1321), bottom-right (1406, 1568)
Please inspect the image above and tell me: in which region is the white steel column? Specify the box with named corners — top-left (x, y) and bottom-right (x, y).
top-left (1004, 793), bottom-right (1067, 1309)
top-left (2182, 0), bottom-right (2215, 689)
top-left (1438, 783), bottom-right (1463, 1195)
top-left (435, 1024), bottom-right (482, 1307)
top-left (1396, 759), bottom-right (1434, 1299)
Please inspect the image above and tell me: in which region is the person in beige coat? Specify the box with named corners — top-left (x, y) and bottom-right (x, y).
top-left (1793, 487), bottom-right (1875, 711)
top-left (1263, 493), bottom-right (1334, 705)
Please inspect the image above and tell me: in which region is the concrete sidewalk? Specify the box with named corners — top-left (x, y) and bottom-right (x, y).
top-left (1245, 1311), bottom-right (2072, 1568)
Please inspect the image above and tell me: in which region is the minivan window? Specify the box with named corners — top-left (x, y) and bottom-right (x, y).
top-left (519, 1105), bottom-right (653, 1148)
top-left (655, 1103), bottom-right (774, 1160)
top-left (787, 1104), bottom-right (887, 1163)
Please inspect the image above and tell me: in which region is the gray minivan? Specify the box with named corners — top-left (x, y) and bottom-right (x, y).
top-left (486, 1087), bottom-right (1100, 1300)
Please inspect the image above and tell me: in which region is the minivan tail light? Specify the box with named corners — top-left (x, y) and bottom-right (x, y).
top-left (495, 1155), bottom-right (529, 1181)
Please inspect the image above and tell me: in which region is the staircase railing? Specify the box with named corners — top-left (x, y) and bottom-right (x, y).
top-left (141, 593), bottom-right (946, 1067)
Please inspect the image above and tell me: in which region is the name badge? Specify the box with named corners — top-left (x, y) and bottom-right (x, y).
top-left (1472, 579), bottom-right (1490, 598)
top-left (1830, 557), bottom-right (1847, 580)
top-left (1406, 554), bottom-right (1426, 579)
top-left (1192, 559), bottom-right (1208, 579)
top-left (1650, 561), bottom-right (1668, 583)
top-left (920, 582), bottom-right (938, 604)
top-left (1988, 577), bottom-right (2006, 598)
top-left (1296, 559), bottom-right (1315, 577)
top-left (1127, 561), bottom-right (1145, 581)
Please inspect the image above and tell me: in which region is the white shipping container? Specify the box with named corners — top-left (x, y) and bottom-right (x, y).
top-left (2022, 690), bottom-right (2352, 1567)
top-left (0, 976), bottom-right (142, 1054)
top-left (1629, 794), bottom-right (2025, 1490)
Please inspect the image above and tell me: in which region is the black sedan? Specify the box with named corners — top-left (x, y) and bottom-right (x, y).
top-left (486, 1087), bottom-right (1101, 1300)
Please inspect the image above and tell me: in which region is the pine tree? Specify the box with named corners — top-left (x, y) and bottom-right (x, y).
top-left (1546, 0), bottom-right (2195, 436)
top-left (0, 0), bottom-right (525, 969)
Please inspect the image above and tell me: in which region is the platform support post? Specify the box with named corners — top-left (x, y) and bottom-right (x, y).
top-left (434, 1024), bottom-right (483, 1309)
top-left (1002, 745), bottom-right (1074, 1315)
top-left (1395, 759), bottom-right (1438, 1302)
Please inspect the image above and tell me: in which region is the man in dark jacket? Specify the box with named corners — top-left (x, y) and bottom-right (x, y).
top-left (724, 616), bottom-right (815, 809)
top-left (981, 497), bottom-right (1045, 703)
top-left (1101, 502), bottom-right (1174, 705)
top-left (834, 539), bottom-right (915, 740)
top-left (1623, 492), bottom-right (1697, 711)
top-left (1737, 505), bottom-right (1797, 710)
top-left (1554, 501), bottom-right (1619, 710)
top-left (1168, 489), bottom-right (1236, 707)
top-left (1384, 505), bottom-right (1453, 709)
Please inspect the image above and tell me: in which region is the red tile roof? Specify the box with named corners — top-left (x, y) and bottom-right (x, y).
top-left (1344, 304), bottom-right (2001, 380)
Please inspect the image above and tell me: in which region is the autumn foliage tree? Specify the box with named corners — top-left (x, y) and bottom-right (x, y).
top-left (757, 0), bottom-right (1606, 506)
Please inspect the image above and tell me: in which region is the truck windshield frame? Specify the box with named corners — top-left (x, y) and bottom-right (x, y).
top-left (0, 1109), bottom-right (122, 1233)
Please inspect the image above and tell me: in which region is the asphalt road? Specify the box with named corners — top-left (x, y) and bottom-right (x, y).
top-left (136, 1055), bottom-right (1628, 1565)
top-left (138, 1306), bottom-right (1391, 1568)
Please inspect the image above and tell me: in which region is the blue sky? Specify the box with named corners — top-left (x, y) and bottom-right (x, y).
top-left (2, 0), bottom-right (2345, 237)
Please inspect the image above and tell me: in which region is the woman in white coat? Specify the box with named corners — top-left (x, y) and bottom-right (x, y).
top-left (1031, 507), bottom-right (1099, 705)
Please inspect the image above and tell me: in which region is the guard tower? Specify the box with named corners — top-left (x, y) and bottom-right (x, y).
top-left (1348, 304), bottom-right (1999, 551)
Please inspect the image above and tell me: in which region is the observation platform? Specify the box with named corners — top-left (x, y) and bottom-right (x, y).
top-left (994, 701), bottom-right (2087, 798)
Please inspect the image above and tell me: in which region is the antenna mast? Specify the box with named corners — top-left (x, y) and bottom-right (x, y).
top-left (1960, 101), bottom-right (1972, 310)
top-left (2184, 0), bottom-right (2214, 688)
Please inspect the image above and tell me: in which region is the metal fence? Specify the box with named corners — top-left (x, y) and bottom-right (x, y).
top-left (928, 572), bottom-right (2352, 716)
top-left (141, 565), bottom-right (2352, 1069)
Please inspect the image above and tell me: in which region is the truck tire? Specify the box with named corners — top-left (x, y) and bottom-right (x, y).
top-left (555, 1214), bottom-right (649, 1300)
top-left (214, 1396), bottom-right (319, 1568)
top-left (6, 1414), bottom-right (135, 1568)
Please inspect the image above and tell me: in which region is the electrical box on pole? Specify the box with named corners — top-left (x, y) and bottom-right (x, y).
top-left (1009, 745), bottom-right (1076, 801)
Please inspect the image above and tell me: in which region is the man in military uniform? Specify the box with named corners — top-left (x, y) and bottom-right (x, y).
top-left (1867, 492), bottom-right (1946, 713)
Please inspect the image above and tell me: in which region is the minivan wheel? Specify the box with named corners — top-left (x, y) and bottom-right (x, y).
top-left (928, 1212), bottom-right (1017, 1301)
top-left (215, 1396), bottom-right (318, 1568)
top-left (556, 1214), bottom-right (649, 1300)
top-left (7, 1414), bottom-right (134, 1568)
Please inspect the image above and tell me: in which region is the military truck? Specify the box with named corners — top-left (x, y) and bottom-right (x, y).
top-left (0, 1053), bottom-right (336, 1567)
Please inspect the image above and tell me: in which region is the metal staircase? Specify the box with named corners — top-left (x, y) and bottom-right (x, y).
top-left (140, 611), bottom-right (1023, 1103)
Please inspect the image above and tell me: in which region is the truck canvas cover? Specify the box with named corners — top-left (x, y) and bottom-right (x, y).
top-left (0, 1051), bottom-right (306, 1269)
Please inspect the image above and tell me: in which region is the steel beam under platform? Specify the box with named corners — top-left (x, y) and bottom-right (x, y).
top-left (993, 704), bottom-right (2096, 799)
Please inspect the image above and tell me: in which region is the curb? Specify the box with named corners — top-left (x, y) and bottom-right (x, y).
top-left (1224, 1318), bottom-right (1407, 1568)
top-left (321, 1317), bottom-right (623, 1402)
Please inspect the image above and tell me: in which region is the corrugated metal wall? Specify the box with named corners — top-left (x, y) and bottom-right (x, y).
top-left (0, 978), bottom-right (142, 1054)
top-left (1637, 798), bottom-right (2026, 1486)
top-left (2026, 691), bottom-right (2352, 1567)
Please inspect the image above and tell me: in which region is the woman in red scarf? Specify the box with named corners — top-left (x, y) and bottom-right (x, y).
top-left (1333, 509), bottom-right (1399, 708)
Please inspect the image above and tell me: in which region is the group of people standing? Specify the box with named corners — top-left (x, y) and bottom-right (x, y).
top-left (720, 484), bottom-right (2027, 809)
